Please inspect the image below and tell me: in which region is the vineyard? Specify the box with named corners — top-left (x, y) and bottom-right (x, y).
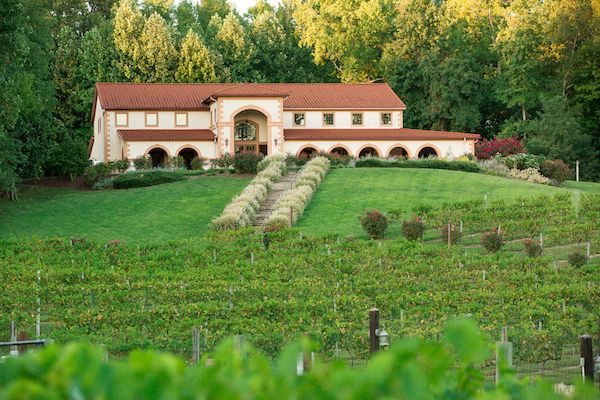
top-left (1, 193), bottom-right (599, 381)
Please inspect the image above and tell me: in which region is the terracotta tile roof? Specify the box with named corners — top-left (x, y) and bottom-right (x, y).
top-left (94, 82), bottom-right (406, 114)
top-left (283, 128), bottom-right (480, 140)
top-left (117, 129), bottom-right (215, 141)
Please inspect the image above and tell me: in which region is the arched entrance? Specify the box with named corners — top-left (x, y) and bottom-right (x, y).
top-left (148, 148), bottom-right (168, 168)
top-left (358, 146), bottom-right (379, 158)
top-left (418, 146), bottom-right (439, 158)
top-left (178, 147), bottom-right (199, 170)
top-left (388, 146), bottom-right (409, 159)
top-left (233, 109), bottom-right (268, 155)
top-left (298, 147), bottom-right (319, 158)
top-left (330, 146), bottom-right (349, 156)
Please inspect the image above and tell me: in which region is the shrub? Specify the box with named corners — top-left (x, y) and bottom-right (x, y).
top-left (523, 238), bottom-right (542, 258)
top-left (401, 217), bottom-right (425, 241)
top-left (507, 168), bottom-right (550, 184)
top-left (83, 162), bottom-right (113, 187)
top-left (440, 223), bottom-right (462, 245)
top-left (190, 156), bottom-right (206, 170)
top-left (233, 152), bottom-right (264, 173)
top-left (481, 229), bottom-right (503, 253)
top-left (360, 210), bottom-right (388, 239)
top-left (478, 157), bottom-right (510, 177)
top-left (211, 154), bottom-right (234, 169)
top-left (502, 153), bottom-right (545, 170)
top-left (133, 156), bottom-right (151, 170)
top-left (568, 252), bottom-right (587, 267)
top-left (113, 159), bottom-right (130, 173)
top-left (167, 156), bottom-right (186, 169)
top-left (540, 159), bottom-right (571, 182)
top-left (112, 170), bottom-right (185, 189)
top-left (355, 158), bottom-right (481, 173)
top-left (257, 154), bottom-right (285, 172)
top-left (475, 137), bottom-right (524, 160)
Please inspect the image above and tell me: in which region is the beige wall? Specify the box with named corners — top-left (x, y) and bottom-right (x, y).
top-left (90, 98), bottom-right (105, 163)
top-left (283, 110), bottom-right (403, 129)
top-left (127, 141), bottom-right (217, 160)
top-left (284, 139), bottom-right (475, 159)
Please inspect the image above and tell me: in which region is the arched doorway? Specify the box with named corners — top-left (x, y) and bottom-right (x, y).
top-left (418, 146), bottom-right (438, 158)
top-left (358, 147), bottom-right (379, 158)
top-left (148, 148), bottom-right (168, 168)
top-left (388, 146), bottom-right (409, 159)
top-left (178, 147), bottom-right (199, 170)
top-left (299, 147), bottom-right (319, 158)
top-left (233, 109), bottom-right (268, 155)
top-left (330, 147), bottom-right (349, 156)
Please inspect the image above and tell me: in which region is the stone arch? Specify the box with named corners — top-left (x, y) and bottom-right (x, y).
top-left (387, 144), bottom-right (412, 159)
top-left (296, 144), bottom-right (321, 158)
top-left (416, 143), bottom-right (441, 159)
top-left (357, 144), bottom-right (382, 158)
top-left (145, 144), bottom-right (171, 168)
top-left (327, 144), bottom-right (353, 157)
top-left (229, 105), bottom-right (273, 124)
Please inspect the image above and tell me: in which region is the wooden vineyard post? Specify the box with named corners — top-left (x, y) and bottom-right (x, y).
top-left (576, 160), bottom-right (580, 182)
top-left (447, 220), bottom-right (451, 249)
top-left (192, 327), bottom-right (200, 364)
top-left (580, 334), bottom-right (593, 383)
top-left (495, 327), bottom-right (513, 385)
top-left (369, 308), bottom-right (379, 355)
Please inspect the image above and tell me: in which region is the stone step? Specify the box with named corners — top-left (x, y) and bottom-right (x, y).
top-left (252, 171), bottom-right (299, 226)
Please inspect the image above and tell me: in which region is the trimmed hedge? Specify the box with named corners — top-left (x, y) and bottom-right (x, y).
top-left (112, 170), bottom-right (185, 189)
top-left (355, 158), bottom-right (481, 172)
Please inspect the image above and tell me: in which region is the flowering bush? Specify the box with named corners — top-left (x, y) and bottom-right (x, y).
top-left (502, 153), bottom-right (545, 170)
top-left (264, 157), bottom-right (330, 230)
top-left (482, 229), bottom-right (503, 253)
top-left (475, 137), bottom-right (524, 160)
top-left (539, 159), bottom-right (571, 182)
top-left (523, 238), bottom-right (542, 258)
top-left (401, 217), bottom-right (425, 241)
top-left (360, 210), bottom-right (389, 239)
top-left (507, 168), bottom-right (550, 184)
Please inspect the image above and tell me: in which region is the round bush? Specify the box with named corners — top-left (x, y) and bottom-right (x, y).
top-left (401, 218), bottom-right (425, 241)
top-left (523, 238), bottom-right (542, 258)
top-left (233, 152), bottom-right (264, 173)
top-left (481, 230), bottom-right (503, 253)
top-left (360, 210), bottom-right (388, 239)
top-left (568, 252), bottom-right (587, 267)
top-left (540, 159), bottom-right (571, 182)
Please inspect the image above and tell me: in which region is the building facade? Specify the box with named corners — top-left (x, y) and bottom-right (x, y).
top-left (90, 82), bottom-right (480, 167)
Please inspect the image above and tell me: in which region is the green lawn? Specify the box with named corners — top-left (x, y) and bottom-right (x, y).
top-left (296, 168), bottom-right (600, 238)
top-left (0, 177), bottom-right (249, 244)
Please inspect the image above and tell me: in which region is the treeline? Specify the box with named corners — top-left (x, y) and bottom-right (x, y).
top-left (1, 0), bottom-right (599, 197)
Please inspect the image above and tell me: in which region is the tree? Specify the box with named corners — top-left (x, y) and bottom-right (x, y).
top-left (212, 12), bottom-right (255, 81)
top-left (176, 29), bottom-right (216, 82)
top-left (196, 0), bottom-right (231, 29)
top-left (293, 0), bottom-right (396, 82)
top-left (113, 0), bottom-right (144, 80)
top-left (139, 12), bottom-right (178, 82)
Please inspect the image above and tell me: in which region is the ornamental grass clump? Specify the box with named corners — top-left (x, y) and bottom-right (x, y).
top-left (401, 217), bottom-right (425, 241)
top-left (481, 229), bottom-right (503, 253)
top-left (523, 238), bottom-right (543, 258)
top-left (361, 210), bottom-right (389, 239)
top-left (213, 159), bottom-right (287, 230)
top-left (264, 157), bottom-right (330, 231)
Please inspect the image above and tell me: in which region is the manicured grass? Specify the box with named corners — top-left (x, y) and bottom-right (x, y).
top-left (0, 177), bottom-right (250, 244)
top-left (296, 168), bottom-right (600, 238)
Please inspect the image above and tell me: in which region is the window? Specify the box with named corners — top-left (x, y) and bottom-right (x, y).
top-left (352, 113), bottom-right (363, 125)
top-left (294, 113), bottom-right (305, 126)
top-left (323, 113), bottom-right (334, 126)
top-left (145, 112), bottom-right (158, 126)
top-left (381, 113), bottom-right (392, 125)
top-left (234, 122), bottom-right (256, 141)
top-left (115, 112), bottom-right (128, 127)
top-left (175, 112), bottom-right (188, 126)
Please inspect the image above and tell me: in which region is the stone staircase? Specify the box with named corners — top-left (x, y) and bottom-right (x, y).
top-left (253, 172), bottom-right (297, 226)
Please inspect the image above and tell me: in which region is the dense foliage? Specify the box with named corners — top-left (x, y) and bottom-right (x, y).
top-left (475, 138), bottom-right (524, 160)
top-left (400, 217), bottom-right (426, 241)
top-left (355, 158), bottom-right (481, 173)
top-left (360, 210), bottom-right (389, 239)
top-left (232, 152), bottom-right (263, 174)
top-left (1, 0), bottom-right (599, 197)
top-left (2, 319), bottom-right (598, 399)
top-left (112, 170), bottom-right (186, 189)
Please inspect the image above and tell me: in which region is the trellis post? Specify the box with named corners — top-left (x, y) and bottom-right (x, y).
top-left (495, 327), bottom-right (513, 385)
top-left (580, 334), bottom-right (593, 383)
top-left (369, 308), bottom-right (379, 355)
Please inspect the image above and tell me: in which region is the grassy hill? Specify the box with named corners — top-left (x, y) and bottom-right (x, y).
top-left (0, 177), bottom-right (249, 244)
top-left (296, 168), bottom-right (600, 238)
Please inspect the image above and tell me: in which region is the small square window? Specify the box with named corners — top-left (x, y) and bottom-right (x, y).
top-left (146, 113), bottom-right (158, 126)
top-left (294, 113), bottom-right (305, 126)
top-left (352, 113), bottom-right (363, 125)
top-left (381, 113), bottom-right (392, 125)
top-left (175, 113), bottom-right (188, 126)
top-left (323, 113), bottom-right (334, 126)
top-left (115, 112), bottom-right (128, 127)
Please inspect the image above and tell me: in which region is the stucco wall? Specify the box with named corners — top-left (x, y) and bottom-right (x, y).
top-left (283, 110), bottom-right (403, 129)
top-left (126, 141), bottom-right (217, 160)
top-left (284, 139), bottom-right (475, 159)
top-left (90, 99), bottom-right (104, 163)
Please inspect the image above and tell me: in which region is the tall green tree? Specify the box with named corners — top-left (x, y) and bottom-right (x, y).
top-left (176, 29), bottom-right (216, 82)
top-left (113, 0), bottom-right (144, 80)
top-left (212, 12), bottom-right (256, 81)
top-left (139, 12), bottom-right (178, 82)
